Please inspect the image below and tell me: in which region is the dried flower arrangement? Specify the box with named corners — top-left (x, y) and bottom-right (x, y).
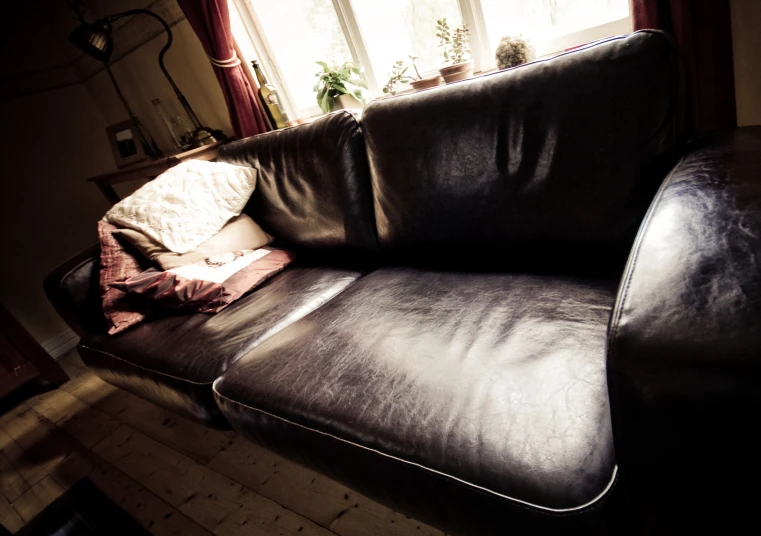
top-left (495, 36), bottom-right (536, 70)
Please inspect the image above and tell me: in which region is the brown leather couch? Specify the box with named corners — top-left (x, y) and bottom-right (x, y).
top-left (46, 31), bottom-right (761, 535)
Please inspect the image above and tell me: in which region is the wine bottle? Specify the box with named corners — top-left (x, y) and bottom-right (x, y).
top-left (251, 60), bottom-right (289, 129)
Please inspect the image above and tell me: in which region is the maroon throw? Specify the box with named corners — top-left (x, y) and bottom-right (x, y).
top-left (111, 248), bottom-right (296, 314)
top-left (177, 0), bottom-right (268, 139)
top-left (630, 0), bottom-right (736, 136)
top-left (97, 221), bottom-right (152, 334)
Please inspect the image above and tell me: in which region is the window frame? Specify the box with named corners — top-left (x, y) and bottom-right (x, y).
top-left (231, 0), bottom-right (632, 120)
top-left (231, 0), bottom-right (303, 118)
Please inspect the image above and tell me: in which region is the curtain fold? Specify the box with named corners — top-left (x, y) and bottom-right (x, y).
top-left (177, 0), bottom-right (268, 139)
top-left (631, 0), bottom-right (737, 137)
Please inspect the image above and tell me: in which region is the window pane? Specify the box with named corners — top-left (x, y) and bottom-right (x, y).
top-left (249, 0), bottom-right (352, 112)
top-left (481, 0), bottom-right (630, 55)
top-left (351, 0), bottom-right (463, 80)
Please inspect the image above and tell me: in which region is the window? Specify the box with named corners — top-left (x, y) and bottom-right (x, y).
top-left (351, 0), bottom-right (464, 77)
top-left (480, 0), bottom-right (631, 56)
top-left (236, 0), bottom-right (353, 113)
top-left (230, 0), bottom-right (631, 119)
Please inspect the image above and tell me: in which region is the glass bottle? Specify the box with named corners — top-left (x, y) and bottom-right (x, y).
top-left (251, 60), bottom-right (289, 129)
top-left (171, 114), bottom-right (195, 150)
top-left (152, 98), bottom-right (193, 152)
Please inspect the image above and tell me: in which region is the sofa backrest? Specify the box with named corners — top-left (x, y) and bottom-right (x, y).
top-left (218, 111), bottom-right (377, 252)
top-left (361, 30), bottom-right (683, 262)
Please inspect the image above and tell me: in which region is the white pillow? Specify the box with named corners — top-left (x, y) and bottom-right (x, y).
top-left (104, 160), bottom-right (257, 253)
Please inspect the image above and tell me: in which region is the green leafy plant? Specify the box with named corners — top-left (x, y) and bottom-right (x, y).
top-left (382, 56), bottom-right (422, 95)
top-left (436, 18), bottom-right (471, 65)
top-left (313, 61), bottom-right (368, 113)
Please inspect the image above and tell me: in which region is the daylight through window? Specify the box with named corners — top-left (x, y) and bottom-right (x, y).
top-left (230, 0), bottom-right (631, 118)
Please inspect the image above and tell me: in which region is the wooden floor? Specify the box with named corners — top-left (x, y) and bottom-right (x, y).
top-left (0, 349), bottom-right (444, 536)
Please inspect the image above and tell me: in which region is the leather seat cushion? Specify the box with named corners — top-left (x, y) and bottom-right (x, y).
top-left (214, 268), bottom-right (620, 532)
top-left (79, 265), bottom-right (363, 427)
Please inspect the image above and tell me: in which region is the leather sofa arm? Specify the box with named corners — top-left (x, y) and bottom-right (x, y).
top-left (607, 126), bottom-right (761, 532)
top-left (44, 245), bottom-right (107, 338)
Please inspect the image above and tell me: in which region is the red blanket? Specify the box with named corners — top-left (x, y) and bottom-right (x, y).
top-left (98, 221), bottom-right (295, 335)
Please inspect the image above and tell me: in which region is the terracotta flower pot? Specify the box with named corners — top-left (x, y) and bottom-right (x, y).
top-left (334, 94), bottom-right (362, 110)
top-left (410, 75), bottom-right (443, 91)
top-left (439, 60), bottom-right (474, 84)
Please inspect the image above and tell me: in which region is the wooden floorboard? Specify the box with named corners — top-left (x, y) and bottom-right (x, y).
top-left (0, 493), bottom-right (24, 533)
top-left (92, 388), bottom-right (237, 465)
top-left (208, 436), bottom-right (442, 536)
top-left (11, 475), bottom-right (64, 523)
top-left (87, 461), bottom-right (215, 536)
top-left (0, 349), bottom-right (445, 535)
top-left (0, 426), bottom-right (47, 493)
top-left (0, 451), bottom-right (30, 503)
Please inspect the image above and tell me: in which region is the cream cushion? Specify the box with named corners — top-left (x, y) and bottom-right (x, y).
top-left (104, 160), bottom-right (257, 253)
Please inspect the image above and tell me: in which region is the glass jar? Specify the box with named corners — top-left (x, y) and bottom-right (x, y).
top-left (152, 98), bottom-right (194, 152)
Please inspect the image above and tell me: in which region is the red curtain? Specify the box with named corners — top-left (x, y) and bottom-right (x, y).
top-left (177, 0), bottom-right (268, 139)
top-left (631, 0), bottom-right (737, 137)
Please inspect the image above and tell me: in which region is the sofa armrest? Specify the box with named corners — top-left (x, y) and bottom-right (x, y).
top-left (607, 127), bottom-right (761, 531)
top-left (44, 245), bottom-right (106, 338)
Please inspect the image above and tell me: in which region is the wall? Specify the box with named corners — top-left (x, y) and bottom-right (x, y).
top-left (731, 0), bottom-right (761, 127)
top-left (0, 1), bottom-right (114, 345)
top-left (0, 88), bottom-right (113, 344)
top-left (0, 0), bottom-right (230, 348)
top-left (78, 5), bottom-right (233, 152)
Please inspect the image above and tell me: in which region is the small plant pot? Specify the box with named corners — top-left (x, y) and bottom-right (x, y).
top-left (410, 75), bottom-right (443, 91)
top-left (334, 94), bottom-right (362, 111)
top-left (439, 60), bottom-right (474, 84)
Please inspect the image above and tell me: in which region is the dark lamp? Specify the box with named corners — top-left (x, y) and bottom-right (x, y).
top-left (67, 20), bottom-right (113, 62)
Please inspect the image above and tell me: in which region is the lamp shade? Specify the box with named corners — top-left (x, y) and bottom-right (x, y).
top-left (68, 19), bottom-right (114, 62)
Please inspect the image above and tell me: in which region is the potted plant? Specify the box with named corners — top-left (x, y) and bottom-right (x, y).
top-left (382, 56), bottom-right (442, 96)
top-left (436, 18), bottom-right (473, 83)
top-left (313, 61), bottom-right (368, 113)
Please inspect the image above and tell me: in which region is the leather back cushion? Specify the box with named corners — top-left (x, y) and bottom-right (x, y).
top-left (218, 111), bottom-right (377, 251)
top-left (361, 31), bottom-right (683, 255)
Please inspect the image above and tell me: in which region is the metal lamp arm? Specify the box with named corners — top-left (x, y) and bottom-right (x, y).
top-left (107, 9), bottom-right (203, 130)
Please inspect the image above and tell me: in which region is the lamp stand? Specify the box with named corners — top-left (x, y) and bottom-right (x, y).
top-left (106, 9), bottom-right (222, 148)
